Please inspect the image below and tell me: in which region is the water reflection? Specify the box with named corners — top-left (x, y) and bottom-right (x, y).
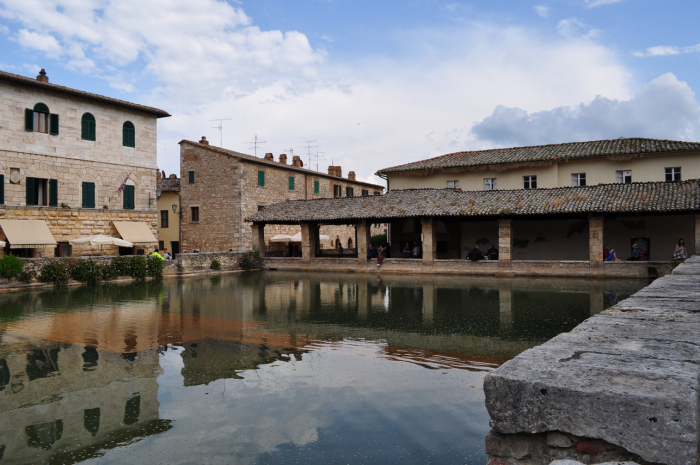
top-left (0, 272), bottom-right (647, 464)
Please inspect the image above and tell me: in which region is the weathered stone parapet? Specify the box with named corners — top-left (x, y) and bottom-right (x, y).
top-left (357, 221), bottom-right (370, 264)
top-left (484, 255), bottom-right (700, 465)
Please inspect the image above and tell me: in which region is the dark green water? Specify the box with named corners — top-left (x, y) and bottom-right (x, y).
top-left (0, 272), bottom-right (647, 465)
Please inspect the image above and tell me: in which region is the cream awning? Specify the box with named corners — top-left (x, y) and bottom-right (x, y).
top-left (112, 221), bottom-right (158, 246)
top-left (0, 220), bottom-right (58, 249)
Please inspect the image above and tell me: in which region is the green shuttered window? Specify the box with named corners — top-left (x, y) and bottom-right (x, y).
top-left (123, 185), bottom-right (135, 210)
top-left (25, 103), bottom-right (58, 135)
top-left (258, 170), bottom-right (265, 187)
top-left (81, 113), bottom-right (96, 141)
top-left (314, 181), bottom-right (319, 194)
top-left (82, 182), bottom-right (95, 208)
top-left (188, 171), bottom-right (195, 184)
top-left (26, 177), bottom-right (57, 206)
top-left (346, 187), bottom-right (354, 197)
top-left (123, 121), bottom-right (135, 147)
top-left (0, 174), bottom-right (4, 205)
top-left (49, 179), bottom-right (58, 207)
top-left (49, 114), bottom-right (59, 135)
top-left (26, 177), bottom-right (35, 205)
top-left (288, 176), bottom-right (294, 191)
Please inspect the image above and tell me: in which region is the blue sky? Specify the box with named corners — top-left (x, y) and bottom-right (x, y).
top-left (1, 0), bottom-right (699, 184)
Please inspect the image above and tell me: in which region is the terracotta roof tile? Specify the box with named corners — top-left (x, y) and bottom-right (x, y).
top-left (247, 180), bottom-right (700, 223)
top-left (376, 138), bottom-right (700, 175)
top-left (157, 177), bottom-right (180, 192)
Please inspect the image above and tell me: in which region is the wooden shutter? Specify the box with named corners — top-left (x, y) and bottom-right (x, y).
top-left (26, 177), bottom-right (35, 206)
top-left (49, 179), bottom-right (58, 207)
top-left (25, 109), bottom-right (34, 131)
top-left (49, 114), bottom-right (59, 135)
top-left (258, 171), bottom-right (265, 187)
top-left (0, 174), bottom-right (4, 205)
top-left (123, 185), bottom-right (135, 209)
top-left (188, 171), bottom-right (194, 184)
top-left (123, 122), bottom-right (135, 147)
top-left (82, 182), bottom-right (95, 208)
top-left (289, 176), bottom-right (294, 190)
top-left (81, 114), bottom-right (96, 141)
top-left (314, 181), bottom-right (319, 194)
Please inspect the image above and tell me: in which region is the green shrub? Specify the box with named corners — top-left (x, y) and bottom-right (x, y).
top-left (69, 260), bottom-right (103, 285)
top-left (17, 270), bottom-right (35, 283)
top-left (238, 251), bottom-right (263, 271)
top-left (110, 256), bottom-right (133, 277)
top-left (370, 234), bottom-right (387, 247)
top-left (0, 254), bottom-right (25, 279)
top-left (210, 259), bottom-right (221, 270)
top-left (39, 261), bottom-right (70, 286)
top-left (131, 256), bottom-right (148, 281)
top-left (102, 263), bottom-right (118, 281)
top-left (146, 257), bottom-right (164, 279)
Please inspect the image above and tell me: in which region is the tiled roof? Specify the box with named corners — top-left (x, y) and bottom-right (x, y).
top-left (180, 140), bottom-right (385, 189)
top-left (247, 180), bottom-right (700, 223)
top-left (376, 138), bottom-right (700, 175)
top-left (157, 177), bottom-right (180, 192)
top-left (0, 70), bottom-right (170, 118)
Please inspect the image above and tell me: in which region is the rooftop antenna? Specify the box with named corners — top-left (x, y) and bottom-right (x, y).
top-left (311, 150), bottom-right (326, 172)
top-left (246, 134), bottom-right (267, 156)
top-left (210, 118), bottom-right (233, 147)
top-left (300, 140), bottom-right (318, 169)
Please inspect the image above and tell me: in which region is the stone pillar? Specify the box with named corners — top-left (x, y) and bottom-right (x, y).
top-left (357, 279), bottom-right (370, 320)
top-left (357, 221), bottom-right (371, 264)
top-left (499, 281), bottom-right (512, 331)
top-left (251, 223), bottom-right (265, 257)
top-left (422, 283), bottom-right (435, 324)
top-left (498, 219), bottom-right (513, 267)
top-left (301, 222), bottom-right (318, 262)
top-left (421, 218), bottom-right (436, 265)
top-left (589, 215), bottom-right (604, 267)
top-left (695, 214), bottom-right (700, 256)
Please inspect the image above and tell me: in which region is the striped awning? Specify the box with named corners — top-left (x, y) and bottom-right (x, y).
top-left (0, 219), bottom-right (57, 249)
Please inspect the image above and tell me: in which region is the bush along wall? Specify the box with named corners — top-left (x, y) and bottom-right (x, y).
top-left (0, 255), bottom-right (25, 280)
top-left (32, 256), bottom-right (165, 287)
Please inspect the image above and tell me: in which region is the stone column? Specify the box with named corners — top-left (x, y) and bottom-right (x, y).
top-left (499, 281), bottom-right (513, 331)
top-left (421, 218), bottom-right (436, 265)
top-left (589, 215), bottom-right (604, 267)
top-left (422, 283), bottom-right (435, 324)
top-left (498, 219), bottom-right (513, 267)
top-left (357, 221), bottom-right (371, 265)
top-left (251, 223), bottom-right (265, 257)
top-left (357, 279), bottom-right (370, 320)
top-left (695, 214), bottom-right (700, 256)
top-left (301, 222), bottom-right (318, 262)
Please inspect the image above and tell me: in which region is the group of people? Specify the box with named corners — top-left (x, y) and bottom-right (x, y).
top-left (603, 238), bottom-right (687, 261)
top-left (466, 244), bottom-right (499, 261)
top-left (402, 242), bottom-right (421, 259)
top-left (151, 247), bottom-right (172, 260)
top-left (367, 243), bottom-right (387, 266)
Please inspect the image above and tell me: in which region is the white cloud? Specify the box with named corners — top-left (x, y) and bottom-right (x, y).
top-left (584, 0), bottom-right (628, 7)
top-left (633, 44), bottom-right (700, 57)
top-left (556, 18), bottom-right (597, 39)
top-left (534, 5), bottom-right (549, 18)
top-left (17, 29), bottom-right (63, 57)
top-left (470, 73), bottom-right (700, 147)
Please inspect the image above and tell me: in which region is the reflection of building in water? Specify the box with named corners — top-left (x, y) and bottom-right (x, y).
top-left (0, 338), bottom-right (169, 465)
top-left (180, 338), bottom-right (306, 386)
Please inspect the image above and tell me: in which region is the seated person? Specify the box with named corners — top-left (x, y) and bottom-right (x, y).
top-left (403, 242), bottom-right (412, 258)
top-left (367, 244), bottom-right (377, 259)
top-left (486, 244), bottom-right (498, 260)
top-left (603, 245), bottom-right (618, 261)
top-left (467, 244), bottom-right (483, 261)
top-left (627, 243), bottom-right (641, 261)
top-left (674, 238), bottom-right (687, 259)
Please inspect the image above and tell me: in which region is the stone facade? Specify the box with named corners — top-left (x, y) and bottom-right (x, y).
top-left (180, 139), bottom-right (385, 253)
top-left (0, 69), bottom-right (167, 256)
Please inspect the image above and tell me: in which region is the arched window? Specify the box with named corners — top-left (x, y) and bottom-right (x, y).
top-left (81, 113), bottom-right (96, 141)
top-left (122, 121), bottom-right (135, 147)
top-left (25, 102), bottom-right (58, 135)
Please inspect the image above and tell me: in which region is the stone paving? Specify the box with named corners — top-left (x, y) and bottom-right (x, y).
top-left (484, 256), bottom-right (700, 465)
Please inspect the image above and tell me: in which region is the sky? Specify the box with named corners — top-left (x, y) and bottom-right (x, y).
top-left (1, 0), bottom-right (699, 186)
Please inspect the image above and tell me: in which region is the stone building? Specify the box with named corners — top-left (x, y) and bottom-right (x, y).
top-left (179, 137), bottom-right (385, 253)
top-left (0, 69), bottom-right (168, 257)
top-left (156, 173), bottom-right (181, 254)
top-left (377, 138), bottom-right (700, 191)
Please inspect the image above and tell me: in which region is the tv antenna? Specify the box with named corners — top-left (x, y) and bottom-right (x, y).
top-left (246, 134), bottom-right (267, 156)
top-left (311, 150), bottom-right (326, 172)
top-left (210, 118), bottom-right (233, 147)
top-left (300, 140), bottom-right (318, 169)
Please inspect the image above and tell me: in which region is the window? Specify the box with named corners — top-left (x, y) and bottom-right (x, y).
top-left (122, 121), bottom-right (135, 147)
top-left (258, 170), bottom-right (265, 187)
top-left (374, 191), bottom-right (381, 196)
top-left (26, 177), bottom-right (57, 206)
top-left (160, 210), bottom-right (169, 228)
top-left (54, 242), bottom-right (72, 257)
top-left (334, 185), bottom-right (341, 198)
top-left (616, 170), bottom-right (632, 184)
top-left (81, 113), bottom-right (96, 141)
top-left (0, 174), bottom-right (4, 205)
top-left (258, 205), bottom-right (265, 211)
top-left (362, 189), bottom-right (369, 197)
top-left (82, 182), bottom-right (95, 208)
top-left (123, 185), bottom-right (135, 210)
top-left (188, 171), bottom-right (195, 184)
top-left (25, 103), bottom-right (58, 135)
top-left (158, 240), bottom-right (164, 250)
top-left (523, 175), bottom-right (537, 189)
top-left (665, 167), bottom-right (681, 182)
top-left (484, 178), bottom-right (497, 191)
top-left (313, 180), bottom-right (320, 194)
top-left (346, 186), bottom-right (354, 197)
top-left (447, 180), bottom-right (459, 189)
top-left (571, 173), bottom-right (586, 187)
top-left (191, 206), bottom-right (200, 222)
top-left (289, 176), bottom-right (295, 191)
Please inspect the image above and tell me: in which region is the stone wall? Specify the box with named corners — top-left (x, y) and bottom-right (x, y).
top-left (176, 251), bottom-right (244, 270)
top-left (0, 206), bottom-right (157, 257)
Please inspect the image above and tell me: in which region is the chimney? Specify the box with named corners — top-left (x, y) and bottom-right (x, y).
top-left (292, 156), bottom-right (303, 168)
top-left (168, 174), bottom-right (177, 179)
top-left (279, 153), bottom-right (288, 165)
top-left (36, 69), bottom-right (49, 83)
top-left (264, 153), bottom-right (274, 161)
top-left (348, 171), bottom-right (356, 181)
top-left (335, 166), bottom-right (342, 178)
top-left (199, 136), bottom-right (209, 145)
top-left (156, 170), bottom-right (162, 180)
top-left (328, 166), bottom-right (336, 176)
